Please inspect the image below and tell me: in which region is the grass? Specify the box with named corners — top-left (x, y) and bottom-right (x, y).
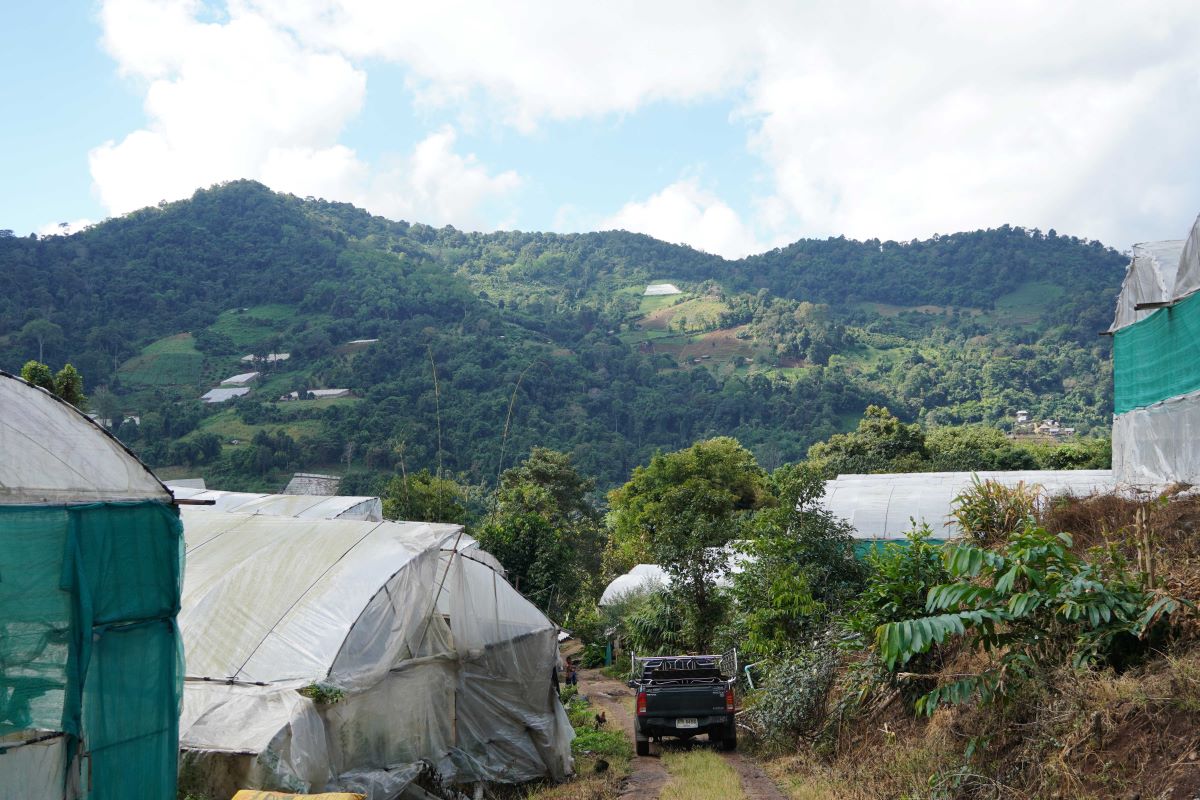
top-left (520, 691), bottom-right (631, 800)
top-left (661, 750), bottom-right (746, 800)
top-left (209, 303), bottom-right (299, 349)
top-left (992, 280), bottom-right (1065, 325)
top-left (195, 408), bottom-right (326, 444)
top-left (117, 333), bottom-right (204, 387)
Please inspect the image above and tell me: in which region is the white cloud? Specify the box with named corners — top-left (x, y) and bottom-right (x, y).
top-left (246, 0), bottom-right (757, 131)
top-left (601, 180), bottom-right (763, 259)
top-left (244, 0), bottom-right (1200, 247)
top-left (92, 1), bottom-right (1200, 248)
top-left (91, 0), bottom-right (519, 228)
top-left (36, 219), bottom-right (95, 237)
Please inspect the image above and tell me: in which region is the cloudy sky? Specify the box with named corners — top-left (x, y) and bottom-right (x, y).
top-left (4, 1), bottom-right (1200, 257)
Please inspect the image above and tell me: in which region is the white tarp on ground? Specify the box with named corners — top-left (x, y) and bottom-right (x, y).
top-left (167, 485), bottom-right (383, 521)
top-left (177, 510), bottom-right (571, 798)
top-left (821, 470), bottom-right (1118, 540)
top-left (0, 371), bottom-right (169, 504)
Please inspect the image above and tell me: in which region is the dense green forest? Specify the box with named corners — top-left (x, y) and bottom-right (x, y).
top-left (0, 180), bottom-right (1125, 491)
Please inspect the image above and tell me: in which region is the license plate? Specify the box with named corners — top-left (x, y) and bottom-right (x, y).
top-left (676, 718), bottom-right (698, 729)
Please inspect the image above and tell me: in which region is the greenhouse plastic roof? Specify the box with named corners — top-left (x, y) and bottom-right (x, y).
top-left (821, 470), bottom-right (1117, 540)
top-left (0, 371), bottom-right (169, 504)
top-left (1111, 214), bottom-right (1200, 332)
top-left (179, 509), bottom-right (459, 683)
top-left (599, 564), bottom-right (668, 606)
top-left (168, 485), bottom-right (383, 521)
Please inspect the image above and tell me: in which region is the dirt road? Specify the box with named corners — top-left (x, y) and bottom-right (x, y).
top-left (577, 668), bottom-right (789, 800)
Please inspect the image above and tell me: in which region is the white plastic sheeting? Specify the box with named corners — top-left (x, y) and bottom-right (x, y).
top-left (1109, 239), bottom-right (1188, 332)
top-left (176, 510), bottom-right (572, 797)
top-left (598, 551), bottom-right (750, 607)
top-left (0, 735), bottom-right (69, 800)
top-left (599, 564), bottom-right (669, 606)
top-left (1113, 389), bottom-right (1200, 487)
top-left (821, 470), bottom-right (1117, 540)
top-left (1110, 214), bottom-right (1200, 331)
top-left (0, 371), bottom-right (169, 504)
top-left (1110, 216), bottom-right (1200, 487)
top-left (168, 486), bottom-right (383, 521)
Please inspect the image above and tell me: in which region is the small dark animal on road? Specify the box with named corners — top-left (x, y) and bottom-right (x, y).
top-left (594, 710), bottom-right (607, 728)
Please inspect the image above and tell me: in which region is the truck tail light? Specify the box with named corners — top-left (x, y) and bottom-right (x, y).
top-left (725, 687), bottom-right (735, 712)
top-left (636, 691), bottom-right (647, 715)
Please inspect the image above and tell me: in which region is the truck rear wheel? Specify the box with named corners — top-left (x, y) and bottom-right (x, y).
top-left (721, 728), bottom-right (737, 751)
top-left (636, 733), bottom-right (650, 757)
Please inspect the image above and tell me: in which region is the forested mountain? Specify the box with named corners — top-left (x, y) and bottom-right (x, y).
top-left (0, 181), bottom-right (1125, 490)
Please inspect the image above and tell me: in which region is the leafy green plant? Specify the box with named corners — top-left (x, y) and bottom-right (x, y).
top-left (742, 643), bottom-right (840, 749)
top-left (298, 682), bottom-right (345, 704)
top-left (877, 523), bottom-right (1186, 715)
top-left (950, 476), bottom-right (1042, 545)
top-left (843, 525), bottom-right (949, 646)
top-left (571, 728), bottom-right (632, 759)
top-left (579, 642), bottom-right (607, 668)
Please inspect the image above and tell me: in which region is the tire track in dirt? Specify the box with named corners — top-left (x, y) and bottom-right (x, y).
top-left (578, 668), bottom-right (669, 799)
top-left (720, 751), bottom-right (790, 800)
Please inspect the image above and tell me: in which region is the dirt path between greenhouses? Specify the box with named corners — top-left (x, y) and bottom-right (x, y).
top-left (578, 668), bottom-right (670, 798)
top-left (577, 668), bottom-right (790, 799)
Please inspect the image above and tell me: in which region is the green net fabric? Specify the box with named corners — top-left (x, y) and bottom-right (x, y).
top-left (1114, 290), bottom-right (1200, 414)
top-left (0, 501), bottom-right (183, 799)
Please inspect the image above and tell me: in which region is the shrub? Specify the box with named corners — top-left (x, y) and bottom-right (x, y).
top-left (742, 643), bottom-right (840, 749)
top-left (843, 525), bottom-right (950, 646)
top-left (877, 523), bottom-right (1187, 715)
top-left (579, 642), bottom-right (607, 668)
top-left (950, 476), bottom-right (1042, 545)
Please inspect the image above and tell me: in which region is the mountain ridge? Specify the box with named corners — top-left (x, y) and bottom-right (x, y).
top-left (0, 180), bottom-right (1126, 489)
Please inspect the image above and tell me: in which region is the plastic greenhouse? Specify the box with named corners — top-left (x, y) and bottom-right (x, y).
top-left (821, 470), bottom-right (1117, 541)
top-left (0, 372), bottom-right (184, 799)
top-left (1110, 214), bottom-right (1200, 486)
top-left (176, 508), bottom-right (572, 798)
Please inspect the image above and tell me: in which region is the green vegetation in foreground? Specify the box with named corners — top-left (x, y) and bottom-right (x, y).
top-left (521, 687), bottom-right (629, 800)
top-left (660, 750), bottom-right (745, 800)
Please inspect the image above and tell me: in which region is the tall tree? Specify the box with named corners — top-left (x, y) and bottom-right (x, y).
top-left (19, 360), bottom-right (55, 393)
top-left (607, 437), bottom-right (772, 652)
top-left (477, 448), bottom-right (602, 620)
top-left (381, 469), bottom-right (470, 524)
top-left (53, 364), bottom-right (86, 409)
top-left (19, 319), bottom-right (63, 363)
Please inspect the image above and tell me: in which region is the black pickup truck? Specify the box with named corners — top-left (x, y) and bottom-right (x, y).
top-left (630, 654), bottom-right (737, 755)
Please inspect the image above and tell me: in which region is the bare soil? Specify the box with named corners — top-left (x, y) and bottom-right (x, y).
top-left (577, 668), bottom-right (789, 800)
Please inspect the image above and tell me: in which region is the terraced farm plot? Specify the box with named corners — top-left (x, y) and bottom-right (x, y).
top-left (118, 333), bottom-right (204, 387)
top-left (993, 280), bottom-right (1066, 325)
top-left (639, 296), bottom-right (728, 331)
top-left (210, 304), bottom-right (298, 349)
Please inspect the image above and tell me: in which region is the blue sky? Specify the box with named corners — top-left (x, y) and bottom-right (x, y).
top-left (4, 2), bottom-right (1200, 256)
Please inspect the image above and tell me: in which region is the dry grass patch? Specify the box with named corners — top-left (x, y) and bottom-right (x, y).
top-left (660, 750), bottom-right (746, 800)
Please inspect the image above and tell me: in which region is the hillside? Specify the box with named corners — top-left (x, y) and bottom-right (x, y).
top-left (0, 181), bottom-right (1125, 490)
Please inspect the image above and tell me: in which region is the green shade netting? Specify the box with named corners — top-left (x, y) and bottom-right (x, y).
top-left (0, 501), bottom-right (182, 800)
top-left (1114, 289), bottom-right (1200, 414)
